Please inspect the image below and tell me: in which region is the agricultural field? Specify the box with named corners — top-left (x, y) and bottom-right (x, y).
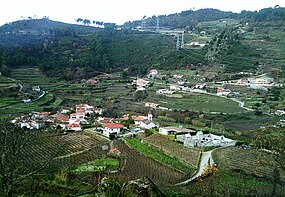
top-left (20, 132), bottom-right (111, 172)
top-left (212, 147), bottom-right (285, 181)
top-left (111, 139), bottom-right (186, 186)
top-left (149, 92), bottom-right (247, 114)
top-left (143, 133), bottom-right (201, 171)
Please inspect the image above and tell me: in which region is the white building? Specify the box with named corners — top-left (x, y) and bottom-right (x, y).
top-left (159, 126), bottom-right (195, 135)
top-left (103, 122), bottom-right (124, 137)
top-left (169, 84), bottom-right (180, 91)
top-left (176, 131), bottom-right (236, 148)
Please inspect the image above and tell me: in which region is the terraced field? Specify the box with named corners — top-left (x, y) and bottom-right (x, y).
top-left (144, 133), bottom-right (201, 170)
top-left (111, 140), bottom-right (186, 186)
top-left (21, 132), bottom-right (110, 172)
top-left (212, 147), bottom-right (285, 181)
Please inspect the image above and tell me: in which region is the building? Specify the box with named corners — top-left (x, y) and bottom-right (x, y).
top-left (176, 131), bottom-right (236, 147)
top-left (248, 77), bottom-right (274, 85)
top-left (67, 123), bottom-right (81, 131)
top-left (145, 102), bottom-right (159, 108)
top-left (103, 122), bottom-right (124, 137)
top-left (173, 74), bottom-right (184, 79)
top-left (149, 69), bottom-right (158, 78)
top-left (159, 126), bottom-right (195, 135)
top-left (169, 84), bottom-right (180, 91)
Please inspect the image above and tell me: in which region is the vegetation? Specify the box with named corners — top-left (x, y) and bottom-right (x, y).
top-left (124, 137), bottom-right (193, 174)
top-left (0, 6), bottom-right (285, 196)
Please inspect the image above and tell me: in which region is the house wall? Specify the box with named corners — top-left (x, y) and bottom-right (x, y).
top-left (103, 127), bottom-right (121, 137)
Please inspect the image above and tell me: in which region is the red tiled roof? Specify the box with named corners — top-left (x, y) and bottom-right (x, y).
top-left (133, 116), bottom-right (144, 121)
top-left (103, 122), bottom-right (124, 129)
top-left (110, 148), bottom-right (121, 154)
top-left (39, 112), bottom-right (50, 115)
top-left (51, 113), bottom-right (69, 122)
top-left (68, 123), bottom-right (80, 127)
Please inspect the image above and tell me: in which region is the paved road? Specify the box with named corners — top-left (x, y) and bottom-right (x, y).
top-left (175, 150), bottom-right (214, 186)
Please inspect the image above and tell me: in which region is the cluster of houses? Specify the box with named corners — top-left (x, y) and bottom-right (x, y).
top-left (217, 76), bottom-right (280, 91)
top-left (11, 104), bottom-right (104, 131)
top-left (11, 100), bottom-right (236, 148)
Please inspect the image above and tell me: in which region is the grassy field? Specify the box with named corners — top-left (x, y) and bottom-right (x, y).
top-left (150, 92), bottom-right (247, 114)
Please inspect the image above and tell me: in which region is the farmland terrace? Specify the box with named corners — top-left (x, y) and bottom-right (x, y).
top-left (111, 140), bottom-right (186, 186)
top-left (20, 132), bottom-right (110, 172)
top-left (212, 146), bottom-right (285, 181)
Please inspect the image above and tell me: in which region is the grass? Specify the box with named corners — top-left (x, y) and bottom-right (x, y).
top-left (124, 137), bottom-right (193, 174)
top-left (151, 93), bottom-right (246, 114)
top-left (72, 158), bottom-right (119, 173)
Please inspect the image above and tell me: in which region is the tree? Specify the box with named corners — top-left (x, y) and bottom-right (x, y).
top-left (76, 18), bottom-right (83, 23)
top-left (83, 19), bottom-right (91, 26)
top-left (253, 128), bottom-right (285, 170)
top-left (253, 127), bottom-right (285, 195)
top-left (0, 121), bottom-right (61, 197)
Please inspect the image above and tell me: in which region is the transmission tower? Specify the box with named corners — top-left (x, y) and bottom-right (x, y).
top-left (176, 32), bottom-right (185, 50)
top-left (142, 16), bottom-right (146, 30)
top-left (176, 34), bottom-right (180, 50)
top-left (181, 32), bottom-right (185, 48)
top-left (156, 16), bottom-right (159, 31)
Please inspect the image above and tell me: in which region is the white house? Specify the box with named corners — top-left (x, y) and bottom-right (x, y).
top-left (67, 123), bottom-right (81, 131)
top-left (149, 69), bottom-right (158, 78)
top-left (169, 84), bottom-right (180, 91)
top-left (145, 102), bottom-right (159, 108)
top-left (103, 122), bottom-right (124, 137)
top-left (156, 89), bottom-right (175, 94)
top-left (173, 74), bottom-right (184, 79)
top-left (159, 126), bottom-right (195, 135)
top-left (217, 88), bottom-right (231, 96)
top-left (140, 120), bottom-right (157, 130)
top-left (30, 121), bottom-right (45, 129)
top-left (133, 116), bottom-right (146, 127)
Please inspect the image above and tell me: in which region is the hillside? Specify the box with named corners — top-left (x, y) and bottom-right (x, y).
top-left (0, 7), bottom-right (285, 80)
top-left (0, 19), bottom-right (205, 80)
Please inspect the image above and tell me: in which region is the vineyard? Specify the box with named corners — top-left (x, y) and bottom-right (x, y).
top-left (143, 133), bottom-right (201, 170)
top-left (111, 140), bottom-right (186, 186)
top-left (212, 147), bottom-right (285, 181)
top-left (20, 132), bottom-right (111, 172)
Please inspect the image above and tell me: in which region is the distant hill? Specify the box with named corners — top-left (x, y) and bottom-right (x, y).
top-left (0, 7), bottom-right (284, 80)
top-left (122, 8), bottom-right (237, 30)
top-left (122, 7), bottom-right (285, 30)
top-left (0, 18), bottom-right (203, 79)
top-left (0, 18), bottom-right (102, 48)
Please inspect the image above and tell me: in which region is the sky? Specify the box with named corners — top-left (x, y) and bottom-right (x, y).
top-left (0, 0), bottom-right (285, 26)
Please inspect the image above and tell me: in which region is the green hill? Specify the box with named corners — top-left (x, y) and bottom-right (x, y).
top-left (0, 7), bottom-right (285, 80)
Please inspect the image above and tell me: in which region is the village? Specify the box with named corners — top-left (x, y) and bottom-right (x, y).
top-left (10, 67), bottom-right (285, 149)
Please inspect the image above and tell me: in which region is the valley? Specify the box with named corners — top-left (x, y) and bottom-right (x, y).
top-left (0, 7), bottom-right (285, 197)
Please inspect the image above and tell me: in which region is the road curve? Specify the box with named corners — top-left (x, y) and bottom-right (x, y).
top-left (175, 150), bottom-right (214, 186)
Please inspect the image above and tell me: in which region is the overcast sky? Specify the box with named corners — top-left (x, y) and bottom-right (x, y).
top-left (0, 0), bottom-right (284, 26)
